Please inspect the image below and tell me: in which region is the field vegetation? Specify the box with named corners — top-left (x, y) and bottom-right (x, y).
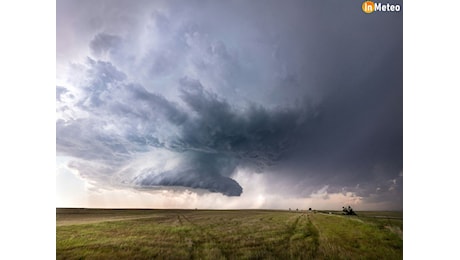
top-left (57, 208), bottom-right (402, 259)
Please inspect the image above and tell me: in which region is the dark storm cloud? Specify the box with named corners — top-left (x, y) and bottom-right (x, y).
top-left (177, 77), bottom-right (303, 164)
top-left (136, 78), bottom-right (311, 196)
top-left (134, 153), bottom-right (243, 196)
top-left (57, 58), bottom-right (313, 196)
top-left (57, 0), bottom-right (402, 208)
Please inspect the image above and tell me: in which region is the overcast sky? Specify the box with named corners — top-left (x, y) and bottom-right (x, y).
top-left (56, 0), bottom-right (402, 210)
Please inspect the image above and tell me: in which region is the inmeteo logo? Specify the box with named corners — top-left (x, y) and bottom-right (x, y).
top-left (362, 1), bottom-right (401, 14)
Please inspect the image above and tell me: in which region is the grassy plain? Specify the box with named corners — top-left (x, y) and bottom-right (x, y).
top-left (56, 208), bottom-right (402, 259)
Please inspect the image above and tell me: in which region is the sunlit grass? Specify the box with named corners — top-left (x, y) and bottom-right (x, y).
top-left (57, 209), bottom-right (402, 259)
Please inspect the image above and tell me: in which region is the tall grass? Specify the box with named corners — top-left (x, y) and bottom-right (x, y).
top-left (311, 213), bottom-right (402, 259)
top-left (57, 209), bottom-right (402, 259)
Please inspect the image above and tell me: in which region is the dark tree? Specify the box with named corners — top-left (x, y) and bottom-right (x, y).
top-left (342, 206), bottom-right (357, 215)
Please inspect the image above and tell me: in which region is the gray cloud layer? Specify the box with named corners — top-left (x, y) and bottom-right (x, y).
top-left (57, 59), bottom-right (312, 196)
top-left (57, 0), bottom-right (402, 208)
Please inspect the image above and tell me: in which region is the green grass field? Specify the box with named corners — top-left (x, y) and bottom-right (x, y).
top-left (56, 208), bottom-right (402, 259)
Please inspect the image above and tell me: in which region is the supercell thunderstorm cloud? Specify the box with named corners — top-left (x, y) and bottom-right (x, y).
top-left (57, 0), bottom-right (402, 209)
